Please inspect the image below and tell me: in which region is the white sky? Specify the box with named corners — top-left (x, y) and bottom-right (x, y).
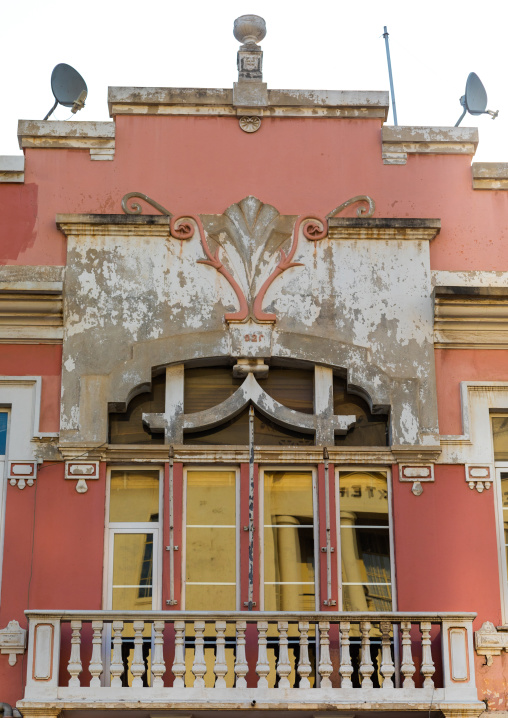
top-left (1, 0), bottom-right (507, 162)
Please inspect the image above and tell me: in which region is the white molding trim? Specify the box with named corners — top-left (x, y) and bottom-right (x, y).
top-left (439, 382), bottom-right (508, 465)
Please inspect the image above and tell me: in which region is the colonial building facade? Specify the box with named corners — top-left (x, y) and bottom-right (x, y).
top-left (1, 14), bottom-right (508, 718)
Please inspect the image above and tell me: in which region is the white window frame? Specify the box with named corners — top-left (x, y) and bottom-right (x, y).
top-left (494, 463), bottom-right (508, 621)
top-left (182, 465), bottom-right (241, 611)
top-left (0, 409), bottom-right (10, 593)
top-left (335, 466), bottom-right (397, 612)
top-left (259, 465), bottom-right (319, 612)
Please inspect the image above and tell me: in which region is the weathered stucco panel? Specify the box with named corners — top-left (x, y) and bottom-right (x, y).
top-left (58, 206), bottom-right (439, 447)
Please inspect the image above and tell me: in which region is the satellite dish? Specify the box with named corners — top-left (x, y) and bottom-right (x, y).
top-left (43, 63), bottom-right (88, 121)
top-left (455, 72), bottom-right (498, 126)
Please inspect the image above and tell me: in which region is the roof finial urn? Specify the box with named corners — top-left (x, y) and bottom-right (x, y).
top-left (233, 14), bottom-right (266, 47)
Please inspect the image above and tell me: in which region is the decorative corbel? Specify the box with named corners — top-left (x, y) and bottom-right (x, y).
top-left (65, 461), bottom-right (100, 493)
top-left (465, 465), bottom-right (492, 493)
top-left (7, 461), bottom-right (37, 489)
top-left (398, 464), bottom-right (435, 496)
top-left (0, 620), bottom-right (27, 665)
top-left (475, 621), bottom-right (508, 666)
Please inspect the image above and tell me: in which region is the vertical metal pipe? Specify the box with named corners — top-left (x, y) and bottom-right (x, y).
top-left (323, 447), bottom-right (332, 605)
top-left (248, 405), bottom-right (255, 610)
top-left (383, 26), bottom-right (398, 126)
top-left (168, 445), bottom-right (176, 605)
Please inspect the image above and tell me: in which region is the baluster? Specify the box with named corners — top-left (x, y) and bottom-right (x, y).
top-left (297, 621), bottom-right (311, 689)
top-left (131, 621), bottom-right (146, 687)
top-left (256, 621), bottom-right (270, 688)
top-left (400, 620), bottom-right (416, 689)
top-left (339, 621), bottom-right (353, 689)
top-left (318, 621), bottom-right (333, 687)
top-left (192, 620), bottom-right (206, 687)
top-left (359, 621), bottom-right (374, 689)
top-left (110, 620), bottom-right (125, 687)
top-left (277, 621), bottom-right (291, 688)
top-left (214, 620), bottom-right (228, 688)
top-left (152, 620), bottom-right (166, 687)
top-left (89, 620), bottom-right (104, 687)
top-left (379, 620), bottom-right (395, 689)
top-left (68, 620), bottom-right (82, 687)
top-left (420, 621), bottom-right (435, 689)
top-left (234, 620), bottom-right (248, 688)
top-left (172, 620), bottom-right (186, 688)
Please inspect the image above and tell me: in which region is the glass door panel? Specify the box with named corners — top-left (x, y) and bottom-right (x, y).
top-left (185, 469), bottom-right (237, 610)
top-left (263, 470), bottom-right (316, 611)
top-left (338, 471), bottom-right (392, 612)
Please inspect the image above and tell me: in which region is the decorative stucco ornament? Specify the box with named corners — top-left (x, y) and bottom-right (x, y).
top-left (121, 193), bottom-right (375, 325)
top-left (0, 620), bottom-right (26, 666)
top-left (239, 116), bottom-right (261, 133)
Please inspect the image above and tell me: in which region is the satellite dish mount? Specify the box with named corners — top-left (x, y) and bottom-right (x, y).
top-left (43, 63), bottom-right (88, 121)
top-left (455, 72), bottom-right (498, 127)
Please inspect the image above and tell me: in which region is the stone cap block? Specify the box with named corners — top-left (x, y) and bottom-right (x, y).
top-left (18, 120), bottom-right (115, 150)
top-left (472, 162), bottom-right (508, 190)
top-left (382, 126), bottom-right (479, 144)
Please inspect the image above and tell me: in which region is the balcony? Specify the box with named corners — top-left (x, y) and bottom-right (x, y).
top-left (19, 610), bottom-right (484, 717)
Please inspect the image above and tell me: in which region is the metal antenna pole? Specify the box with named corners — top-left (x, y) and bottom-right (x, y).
top-left (383, 26), bottom-right (398, 126)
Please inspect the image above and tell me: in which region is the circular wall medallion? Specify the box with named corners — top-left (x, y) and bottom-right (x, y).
top-left (239, 116), bottom-right (261, 133)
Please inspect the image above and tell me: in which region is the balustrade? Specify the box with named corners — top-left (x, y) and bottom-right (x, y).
top-left (21, 610), bottom-right (481, 714)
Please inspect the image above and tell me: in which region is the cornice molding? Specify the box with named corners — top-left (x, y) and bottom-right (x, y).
top-left (328, 218), bottom-right (440, 241)
top-left (0, 268), bottom-right (63, 343)
top-left (56, 214), bottom-right (170, 238)
top-left (58, 444), bottom-right (398, 465)
top-left (434, 294), bottom-right (508, 348)
top-left (107, 87), bottom-right (389, 120)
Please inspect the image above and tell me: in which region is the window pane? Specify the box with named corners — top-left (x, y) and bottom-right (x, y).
top-left (110, 470), bottom-right (159, 523)
top-left (500, 474), bottom-right (508, 507)
top-left (339, 472), bottom-right (392, 612)
top-left (493, 417), bottom-right (508, 461)
top-left (0, 412), bottom-right (7, 455)
top-left (112, 533), bottom-right (154, 610)
top-left (264, 471), bottom-right (315, 610)
top-left (186, 470), bottom-right (236, 610)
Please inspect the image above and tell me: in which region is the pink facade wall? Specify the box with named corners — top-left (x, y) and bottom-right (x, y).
top-left (435, 348), bottom-right (508, 434)
top-left (3, 116), bottom-right (508, 270)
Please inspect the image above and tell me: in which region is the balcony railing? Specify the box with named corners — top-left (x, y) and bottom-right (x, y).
top-left (20, 610), bottom-right (483, 715)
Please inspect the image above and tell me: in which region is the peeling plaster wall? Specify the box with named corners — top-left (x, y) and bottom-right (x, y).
top-left (59, 205), bottom-right (438, 447)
